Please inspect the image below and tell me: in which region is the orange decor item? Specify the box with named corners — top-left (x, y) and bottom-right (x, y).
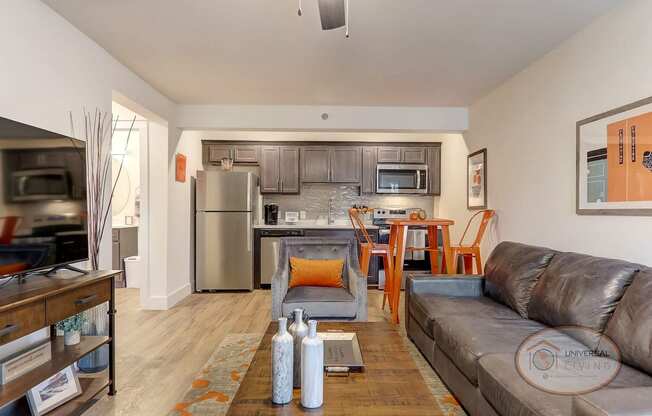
top-left (175, 153), bottom-right (187, 183)
top-left (288, 257), bottom-right (345, 288)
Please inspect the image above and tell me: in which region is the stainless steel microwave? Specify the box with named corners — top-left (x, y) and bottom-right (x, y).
top-left (376, 164), bottom-right (428, 194)
top-left (10, 168), bottom-right (71, 202)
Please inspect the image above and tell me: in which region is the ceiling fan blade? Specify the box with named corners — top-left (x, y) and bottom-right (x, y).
top-left (318, 0), bottom-right (346, 30)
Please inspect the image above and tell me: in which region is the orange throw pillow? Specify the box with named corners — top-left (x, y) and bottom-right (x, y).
top-left (289, 257), bottom-right (345, 288)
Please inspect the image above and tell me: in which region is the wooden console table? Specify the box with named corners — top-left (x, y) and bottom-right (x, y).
top-left (0, 270), bottom-right (118, 415)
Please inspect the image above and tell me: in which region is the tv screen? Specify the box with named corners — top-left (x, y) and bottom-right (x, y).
top-left (0, 116), bottom-right (88, 277)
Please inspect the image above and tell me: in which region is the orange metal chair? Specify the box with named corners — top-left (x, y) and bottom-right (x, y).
top-left (446, 210), bottom-right (495, 275)
top-left (348, 208), bottom-right (395, 311)
top-left (0, 216), bottom-right (20, 245)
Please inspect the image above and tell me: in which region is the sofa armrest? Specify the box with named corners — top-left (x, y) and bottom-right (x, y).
top-left (406, 275), bottom-right (485, 297)
top-left (573, 387), bottom-right (652, 416)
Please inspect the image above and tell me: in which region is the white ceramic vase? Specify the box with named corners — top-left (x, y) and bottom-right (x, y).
top-left (301, 320), bottom-right (323, 409)
top-left (64, 330), bottom-right (81, 346)
top-left (271, 317), bottom-right (293, 405)
top-left (288, 309), bottom-right (308, 388)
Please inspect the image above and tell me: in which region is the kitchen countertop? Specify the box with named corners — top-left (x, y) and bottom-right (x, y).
top-left (112, 224), bottom-right (139, 229)
top-left (254, 221), bottom-right (379, 230)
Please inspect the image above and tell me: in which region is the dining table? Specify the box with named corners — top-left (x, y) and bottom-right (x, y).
top-left (387, 218), bottom-right (455, 324)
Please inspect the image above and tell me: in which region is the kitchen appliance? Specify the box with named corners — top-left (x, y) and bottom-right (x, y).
top-left (264, 204), bottom-right (279, 225)
top-left (0, 116), bottom-right (88, 278)
top-left (376, 164), bottom-right (428, 194)
top-left (196, 171), bottom-right (258, 291)
top-left (260, 229), bottom-right (304, 286)
top-left (284, 211), bottom-right (299, 224)
top-left (10, 168), bottom-right (71, 202)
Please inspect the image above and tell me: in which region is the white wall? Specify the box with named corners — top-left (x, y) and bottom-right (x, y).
top-left (453, 0), bottom-right (652, 266)
top-left (0, 0), bottom-right (178, 357)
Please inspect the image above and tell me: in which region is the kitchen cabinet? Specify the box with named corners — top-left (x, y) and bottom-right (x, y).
top-left (427, 146), bottom-right (441, 195)
top-left (233, 145), bottom-right (259, 163)
top-left (330, 147), bottom-right (361, 183)
top-left (361, 147), bottom-right (377, 193)
top-left (207, 145), bottom-right (232, 163)
top-left (260, 146), bottom-right (299, 193)
top-left (377, 147), bottom-right (427, 164)
top-left (301, 147), bottom-right (331, 182)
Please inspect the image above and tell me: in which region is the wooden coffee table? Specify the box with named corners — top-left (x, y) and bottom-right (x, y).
top-left (227, 321), bottom-right (437, 415)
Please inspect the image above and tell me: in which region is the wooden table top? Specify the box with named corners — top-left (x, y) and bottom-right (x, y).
top-left (387, 218), bottom-right (454, 226)
top-left (227, 321), bottom-right (437, 415)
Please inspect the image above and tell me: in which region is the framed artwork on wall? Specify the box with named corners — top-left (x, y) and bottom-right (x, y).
top-left (175, 153), bottom-right (187, 183)
top-left (26, 365), bottom-right (82, 415)
top-left (577, 96), bottom-right (652, 215)
top-left (468, 149), bottom-right (487, 210)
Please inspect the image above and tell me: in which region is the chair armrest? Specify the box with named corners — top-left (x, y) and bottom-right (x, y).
top-left (573, 387), bottom-right (652, 416)
top-left (271, 262), bottom-right (290, 320)
top-left (406, 274), bottom-right (485, 297)
top-left (346, 259), bottom-right (368, 321)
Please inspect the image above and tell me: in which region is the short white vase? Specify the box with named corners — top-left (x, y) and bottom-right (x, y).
top-left (271, 317), bottom-right (293, 405)
top-left (64, 330), bottom-right (81, 346)
top-left (288, 309), bottom-right (308, 388)
top-left (301, 320), bottom-right (323, 409)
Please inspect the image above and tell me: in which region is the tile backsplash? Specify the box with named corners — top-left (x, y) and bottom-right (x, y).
top-left (263, 184), bottom-right (435, 221)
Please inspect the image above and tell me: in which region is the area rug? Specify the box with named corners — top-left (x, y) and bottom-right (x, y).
top-left (170, 331), bottom-right (466, 416)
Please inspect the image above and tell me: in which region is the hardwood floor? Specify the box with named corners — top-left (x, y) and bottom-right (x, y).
top-left (83, 288), bottom-right (402, 416)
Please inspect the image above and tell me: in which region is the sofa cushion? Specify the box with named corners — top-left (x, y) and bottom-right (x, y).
top-left (527, 252), bottom-right (640, 347)
top-left (484, 241), bottom-right (557, 318)
top-left (282, 286), bottom-right (356, 319)
top-left (478, 353), bottom-right (652, 416)
top-left (604, 268), bottom-right (652, 375)
top-left (433, 315), bottom-right (545, 385)
top-left (409, 294), bottom-right (521, 338)
top-left (573, 387), bottom-right (652, 416)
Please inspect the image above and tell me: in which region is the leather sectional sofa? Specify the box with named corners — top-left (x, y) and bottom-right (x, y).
top-left (405, 241), bottom-right (652, 416)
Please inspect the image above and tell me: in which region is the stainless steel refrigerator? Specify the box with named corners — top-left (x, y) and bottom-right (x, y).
top-left (195, 171), bottom-right (258, 291)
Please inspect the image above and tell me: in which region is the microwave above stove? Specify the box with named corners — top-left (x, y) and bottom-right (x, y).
top-left (376, 164), bottom-right (428, 194)
top-left (10, 168), bottom-right (71, 202)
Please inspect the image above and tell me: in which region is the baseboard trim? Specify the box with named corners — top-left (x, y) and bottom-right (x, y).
top-left (143, 284), bottom-right (191, 310)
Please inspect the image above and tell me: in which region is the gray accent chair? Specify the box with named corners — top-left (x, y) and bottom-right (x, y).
top-left (406, 241), bottom-right (652, 416)
top-left (271, 237), bottom-right (367, 321)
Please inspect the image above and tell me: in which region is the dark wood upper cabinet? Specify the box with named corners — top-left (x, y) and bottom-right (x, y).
top-left (330, 147), bottom-right (361, 183)
top-left (427, 146), bottom-right (441, 195)
top-left (279, 146), bottom-right (300, 193)
top-left (301, 147), bottom-right (331, 182)
top-left (207, 145), bottom-right (232, 163)
top-left (260, 146), bottom-right (281, 193)
top-left (402, 147), bottom-right (426, 164)
top-left (233, 145), bottom-right (259, 163)
top-left (377, 147), bottom-right (402, 163)
top-left (361, 147), bottom-right (377, 193)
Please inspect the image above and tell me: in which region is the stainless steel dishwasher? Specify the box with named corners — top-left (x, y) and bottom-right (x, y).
top-left (260, 229), bottom-right (305, 285)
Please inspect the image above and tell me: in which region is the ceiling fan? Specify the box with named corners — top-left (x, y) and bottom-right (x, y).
top-left (297, 0), bottom-right (350, 38)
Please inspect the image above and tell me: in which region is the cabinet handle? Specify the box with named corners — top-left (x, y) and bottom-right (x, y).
top-left (0, 324), bottom-right (19, 337)
top-left (618, 128), bottom-right (624, 165)
top-left (75, 294), bottom-right (97, 305)
top-left (631, 125), bottom-right (637, 163)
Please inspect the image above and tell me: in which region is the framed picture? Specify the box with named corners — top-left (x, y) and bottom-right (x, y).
top-left (175, 153), bottom-right (187, 183)
top-left (26, 366), bottom-right (82, 415)
top-left (577, 96), bottom-right (652, 215)
top-left (468, 149), bottom-right (487, 209)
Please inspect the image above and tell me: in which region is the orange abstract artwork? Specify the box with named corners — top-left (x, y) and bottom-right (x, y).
top-left (176, 153), bottom-right (187, 183)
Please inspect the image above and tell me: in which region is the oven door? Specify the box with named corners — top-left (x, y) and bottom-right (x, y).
top-left (376, 164), bottom-right (428, 194)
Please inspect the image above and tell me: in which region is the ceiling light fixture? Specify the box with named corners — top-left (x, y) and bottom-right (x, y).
top-left (298, 0), bottom-right (350, 38)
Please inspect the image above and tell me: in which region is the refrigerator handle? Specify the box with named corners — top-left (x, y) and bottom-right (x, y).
top-left (247, 215), bottom-right (252, 252)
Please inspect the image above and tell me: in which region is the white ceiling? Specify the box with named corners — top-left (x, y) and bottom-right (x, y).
top-left (43, 0), bottom-right (622, 106)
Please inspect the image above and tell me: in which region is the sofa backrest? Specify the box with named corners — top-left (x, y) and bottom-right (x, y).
top-left (604, 268), bottom-right (652, 374)
top-left (483, 241), bottom-right (557, 318)
top-left (527, 252), bottom-right (641, 347)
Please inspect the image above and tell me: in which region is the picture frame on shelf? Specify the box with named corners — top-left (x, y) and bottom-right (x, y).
top-left (26, 365), bottom-right (82, 415)
top-left (576, 96), bottom-right (652, 215)
top-left (467, 149), bottom-right (487, 210)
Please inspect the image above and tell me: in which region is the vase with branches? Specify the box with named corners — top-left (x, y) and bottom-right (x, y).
top-left (70, 109), bottom-right (136, 372)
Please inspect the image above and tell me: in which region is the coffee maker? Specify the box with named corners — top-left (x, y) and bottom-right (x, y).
top-left (264, 204), bottom-right (279, 225)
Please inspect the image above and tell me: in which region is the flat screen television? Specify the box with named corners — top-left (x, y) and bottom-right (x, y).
top-left (0, 116), bottom-right (88, 277)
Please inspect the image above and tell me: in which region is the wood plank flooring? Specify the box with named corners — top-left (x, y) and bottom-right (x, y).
top-left (83, 288), bottom-right (402, 416)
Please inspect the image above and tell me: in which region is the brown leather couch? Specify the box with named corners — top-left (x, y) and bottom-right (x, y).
top-left (406, 241), bottom-right (652, 416)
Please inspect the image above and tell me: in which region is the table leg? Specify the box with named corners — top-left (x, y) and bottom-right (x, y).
top-left (427, 225), bottom-right (440, 274)
top-left (391, 225), bottom-right (408, 324)
top-left (441, 225), bottom-right (455, 275)
top-left (108, 274), bottom-right (117, 396)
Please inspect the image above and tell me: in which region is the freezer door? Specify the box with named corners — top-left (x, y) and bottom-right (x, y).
top-left (196, 171), bottom-right (254, 211)
top-left (196, 212), bottom-right (253, 290)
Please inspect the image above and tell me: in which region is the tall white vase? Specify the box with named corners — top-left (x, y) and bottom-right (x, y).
top-left (288, 309), bottom-right (308, 388)
top-left (271, 317), bottom-right (293, 405)
top-left (301, 320), bottom-right (323, 409)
